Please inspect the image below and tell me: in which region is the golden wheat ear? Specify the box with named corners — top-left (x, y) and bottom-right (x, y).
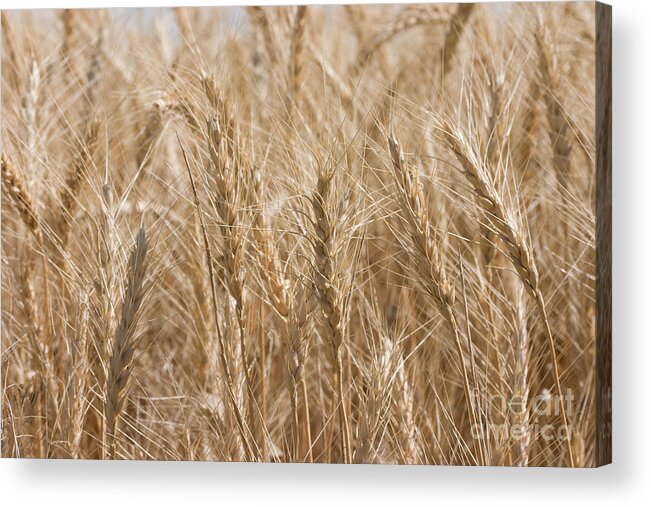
top-left (443, 124), bottom-right (575, 467)
top-left (104, 226), bottom-right (148, 459)
top-left (1, 152), bottom-right (42, 241)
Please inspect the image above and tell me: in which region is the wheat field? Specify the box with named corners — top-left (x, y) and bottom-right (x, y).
top-left (1, 2), bottom-right (604, 466)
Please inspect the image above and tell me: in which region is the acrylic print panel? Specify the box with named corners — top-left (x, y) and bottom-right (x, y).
top-left (0, 2), bottom-right (611, 466)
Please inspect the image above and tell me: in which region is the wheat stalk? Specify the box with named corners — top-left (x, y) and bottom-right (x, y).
top-left (204, 113), bottom-right (261, 457)
top-left (54, 119), bottom-right (100, 249)
top-left (511, 284), bottom-right (531, 466)
top-left (104, 227), bottom-right (148, 459)
top-left (1, 152), bottom-right (42, 242)
top-left (440, 3), bottom-right (476, 80)
top-left (309, 166), bottom-right (353, 463)
top-left (1, 12), bottom-right (20, 91)
top-left (443, 124), bottom-right (575, 466)
top-left (353, 6), bottom-right (449, 75)
top-left (388, 134), bottom-right (483, 464)
top-left (289, 6), bottom-right (308, 103)
top-left (535, 14), bottom-right (573, 190)
top-left (247, 6), bottom-right (279, 67)
top-left (180, 141), bottom-right (256, 461)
